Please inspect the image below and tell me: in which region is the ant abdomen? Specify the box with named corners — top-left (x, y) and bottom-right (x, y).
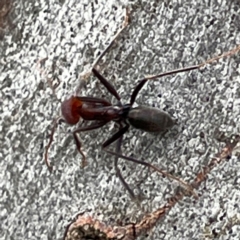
top-left (127, 106), bottom-right (175, 132)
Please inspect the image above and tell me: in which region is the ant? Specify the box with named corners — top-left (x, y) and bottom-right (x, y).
top-left (45, 62), bottom-right (203, 199)
top-left (44, 8), bottom-right (232, 200)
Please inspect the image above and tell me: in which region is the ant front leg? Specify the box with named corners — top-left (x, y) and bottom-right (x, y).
top-left (92, 7), bottom-right (130, 69)
top-left (92, 68), bottom-right (121, 101)
top-left (80, 8), bottom-right (130, 82)
top-left (44, 117), bottom-right (65, 172)
top-left (73, 121), bottom-right (108, 167)
top-left (103, 124), bottom-right (198, 199)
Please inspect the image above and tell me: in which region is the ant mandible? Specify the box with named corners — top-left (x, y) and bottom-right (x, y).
top-left (43, 8), bottom-right (215, 199)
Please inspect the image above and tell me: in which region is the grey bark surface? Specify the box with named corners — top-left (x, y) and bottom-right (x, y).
top-left (1, 0), bottom-right (240, 239)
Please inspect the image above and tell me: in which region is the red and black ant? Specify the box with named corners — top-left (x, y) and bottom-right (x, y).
top-left (45, 61), bottom-right (206, 199)
top-left (44, 8), bottom-right (234, 200)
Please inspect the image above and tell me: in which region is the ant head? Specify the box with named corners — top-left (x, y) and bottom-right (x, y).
top-left (61, 96), bottom-right (83, 125)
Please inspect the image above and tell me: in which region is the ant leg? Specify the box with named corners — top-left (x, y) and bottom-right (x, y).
top-left (102, 124), bottom-right (198, 198)
top-left (103, 123), bottom-right (129, 148)
top-left (130, 65), bottom-right (200, 105)
top-left (73, 121), bottom-right (108, 167)
top-left (92, 7), bottom-right (130, 69)
top-left (74, 119), bottom-right (141, 202)
top-left (113, 125), bottom-right (143, 204)
top-left (91, 8), bottom-right (129, 101)
top-left (130, 45), bottom-right (240, 105)
top-left (44, 117), bottom-right (65, 172)
top-left (103, 124), bottom-right (141, 201)
top-left (92, 68), bottom-right (121, 101)
top-left (79, 8), bottom-right (130, 82)
top-left (106, 149), bottom-right (198, 198)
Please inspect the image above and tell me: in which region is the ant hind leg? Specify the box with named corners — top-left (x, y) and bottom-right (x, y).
top-left (114, 131), bottom-right (145, 206)
top-left (103, 124), bottom-right (198, 199)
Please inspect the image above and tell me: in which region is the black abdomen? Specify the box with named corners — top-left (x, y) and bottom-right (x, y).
top-left (127, 106), bottom-right (175, 132)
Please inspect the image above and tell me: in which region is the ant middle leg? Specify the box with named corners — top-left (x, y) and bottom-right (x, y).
top-left (92, 68), bottom-right (121, 101)
top-left (102, 124), bottom-right (198, 199)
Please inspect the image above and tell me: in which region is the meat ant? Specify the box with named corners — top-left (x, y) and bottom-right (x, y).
top-left (44, 8), bottom-right (235, 201)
